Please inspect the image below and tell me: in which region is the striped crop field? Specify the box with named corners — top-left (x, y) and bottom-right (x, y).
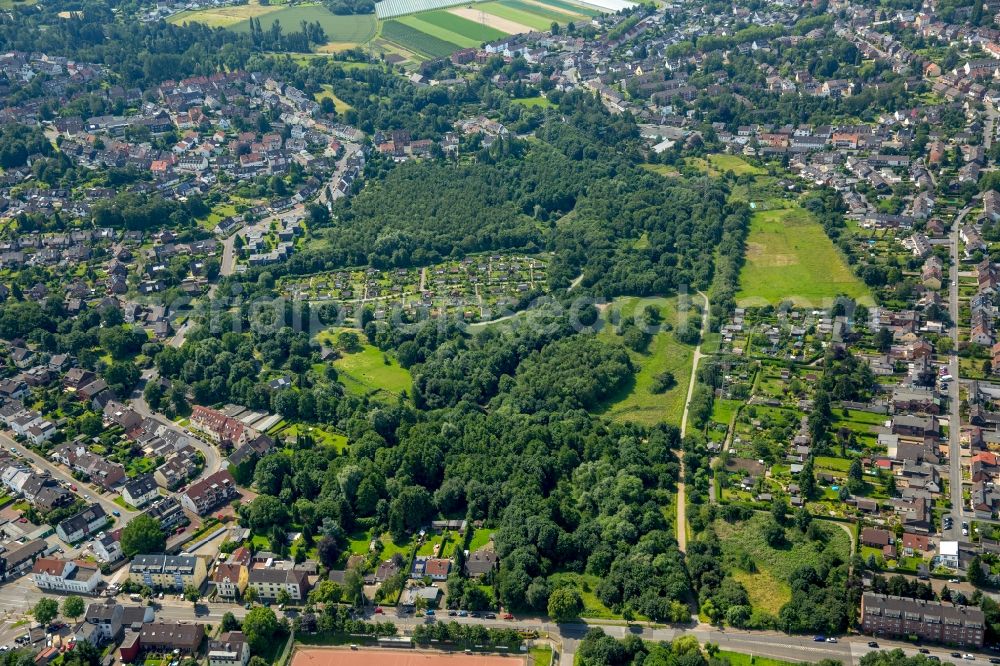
top-left (476, 1), bottom-right (556, 30)
top-left (381, 19), bottom-right (462, 57)
top-left (411, 9), bottom-right (509, 42)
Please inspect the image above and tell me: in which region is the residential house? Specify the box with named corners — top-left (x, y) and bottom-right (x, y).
top-left (32, 557), bottom-right (101, 595)
top-left (179, 470), bottom-right (239, 516)
top-left (56, 504), bottom-right (108, 543)
top-left (128, 554), bottom-right (207, 591)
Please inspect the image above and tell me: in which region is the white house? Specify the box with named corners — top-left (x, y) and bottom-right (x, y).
top-left (120, 474), bottom-right (158, 508)
top-left (939, 540), bottom-right (959, 569)
top-left (92, 533), bottom-right (123, 563)
top-left (208, 631), bottom-right (250, 666)
top-left (32, 557), bottom-right (102, 595)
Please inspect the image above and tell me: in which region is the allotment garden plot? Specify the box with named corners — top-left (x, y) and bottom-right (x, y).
top-left (281, 253), bottom-right (548, 323)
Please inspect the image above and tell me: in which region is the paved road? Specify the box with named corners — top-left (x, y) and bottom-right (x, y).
top-left (0, 430), bottom-right (137, 522)
top-left (946, 205), bottom-right (969, 540)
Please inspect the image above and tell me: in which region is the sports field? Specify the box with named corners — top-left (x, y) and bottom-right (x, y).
top-left (736, 205), bottom-right (871, 307)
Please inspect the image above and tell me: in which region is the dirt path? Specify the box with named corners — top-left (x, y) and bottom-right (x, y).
top-left (677, 290), bottom-right (710, 552)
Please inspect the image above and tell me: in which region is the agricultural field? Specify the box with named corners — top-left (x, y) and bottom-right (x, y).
top-left (175, 2), bottom-right (377, 49)
top-left (714, 514), bottom-right (851, 615)
top-left (594, 296), bottom-right (695, 427)
top-left (736, 205), bottom-right (871, 308)
top-left (379, 0), bottom-right (591, 59)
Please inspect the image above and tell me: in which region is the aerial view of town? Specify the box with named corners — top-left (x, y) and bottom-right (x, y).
top-left (6, 0), bottom-right (1000, 664)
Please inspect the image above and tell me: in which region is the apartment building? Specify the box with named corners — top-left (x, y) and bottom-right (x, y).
top-left (180, 470), bottom-right (239, 516)
top-left (861, 593), bottom-right (985, 647)
top-left (128, 554), bottom-right (206, 592)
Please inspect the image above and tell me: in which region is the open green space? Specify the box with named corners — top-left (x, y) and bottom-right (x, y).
top-left (331, 343), bottom-right (412, 398)
top-left (315, 85), bottom-right (353, 113)
top-left (717, 651), bottom-right (800, 666)
top-left (512, 96), bottom-right (555, 108)
top-left (736, 206), bottom-right (871, 307)
top-left (640, 163), bottom-right (680, 178)
top-left (230, 5), bottom-right (378, 45)
top-left (715, 513), bottom-right (851, 614)
top-left (708, 154), bottom-right (765, 176)
top-left (381, 19), bottom-right (461, 58)
top-left (594, 297), bottom-right (694, 426)
top-left (478, 1), bottom-right (554, 29)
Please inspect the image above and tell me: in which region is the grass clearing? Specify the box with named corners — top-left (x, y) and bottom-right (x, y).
top-left (641, 163), bottom-right (680, 178)
top-left (731, 568), bottom-right (791, 616)
top-left (708, 154), bottom-right (765, 176)
top-left (315, 84), bottom-right (353, 113)
top-left (512, 96), bottom-right (555, 108)
top-left (594, 297), bottom-right (694, 426)
top-left (530, 0), bottom-right (598, 14)
top-left (736, 205), bottom-right (871, 307)
top-left (332, 343), bottom-right (412, 398)
top-left (715, 514), bottom-right (852, 586)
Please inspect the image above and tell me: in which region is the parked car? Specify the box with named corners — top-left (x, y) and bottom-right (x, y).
top-left (826, 638), bottom-right (837, 643)
top-left (503, 613), bottom-right (514, 620)
top-left (485, 613), bottom-right (497, 619)
top-left (920, 649), bottom-right (930, 654)
top-left (868, 642), bottom-right (879, 648)
top-left (813, 637), bottom-right (826, 642)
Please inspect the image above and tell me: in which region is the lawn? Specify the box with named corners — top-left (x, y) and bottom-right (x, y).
top-left (594, 297), bottom-right (694, 426)
top-left (717, 651), bottom-right (801, 666)
top-left (736, 205), bottom-right (871, 307)
top-left (229, 5), bottom-right (378, 46)
top-left (715, 513), bottom-right (851, 613)
top-left (469, 528), bottom-right (495, 552)
top-left (347, 530), bottom-right (372, 555)
top-left (381, 19), bottom-right (461, 58)
top-left (332, 343), bottom-right (412, 398)
top-left (169, 0), bottom-right (282, 27)
top-left (530, 646), bottom-right (553, 666)
top-left (512, 96), bottom-right (555, 108)
top-left (478, 1), bottom-right (554, 29)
